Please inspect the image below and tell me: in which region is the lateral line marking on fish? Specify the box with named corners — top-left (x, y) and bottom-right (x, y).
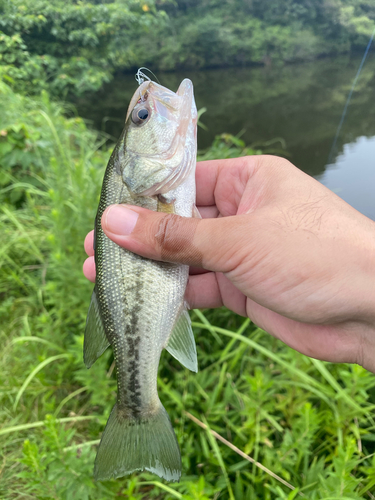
top-left (110, 180), bottom-right (144, 418)
top-left (119, 250), bottom-right (144, 417)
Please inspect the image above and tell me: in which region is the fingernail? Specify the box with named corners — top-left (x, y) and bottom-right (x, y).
top-left (104, 205), bottom-right (139, 235)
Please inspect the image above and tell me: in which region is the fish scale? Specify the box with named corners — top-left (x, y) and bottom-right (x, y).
top-left (84, 78), bottom-right (198, 482)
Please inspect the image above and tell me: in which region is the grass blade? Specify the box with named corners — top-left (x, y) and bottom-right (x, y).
top-left (0, 416), bottom-right (97, 436)
top-left (54, 386), bottom-right (88, 416)
top-left (191, 319), bottom-right (328, 394)
top-left (185, 412), bottom-right (303, 496)
top-left (201, 414), bottom-right (235, 500)
top-left (2, 206), bottom-right (44, 263)
top-left (194, 309), bottom-right (223, 345)
top-left (10, 336), bottom-right (64, 352)
top-left (13, 354), bottom-right (70, 410)
top-left (139, 482), bottom-right (182, 499)
top-left (63, 439), bottom-right (100, 452)
top-left (193, 315), bottom-right (374, 415)
top-left (309, 358), bottom-right (364, 412)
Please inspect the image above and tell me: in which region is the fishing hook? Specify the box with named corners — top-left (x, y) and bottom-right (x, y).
top-left (135, 67), bottom-right (151, 102)
top-left (135, 67), bottom-right (161, 101)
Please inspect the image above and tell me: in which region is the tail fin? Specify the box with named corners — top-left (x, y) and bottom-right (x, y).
top-left (94, 403), bottom-right (181, 482)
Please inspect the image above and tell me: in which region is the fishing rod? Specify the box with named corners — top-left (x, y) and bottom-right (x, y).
top-left (328, 27), bottom-right (375, 164)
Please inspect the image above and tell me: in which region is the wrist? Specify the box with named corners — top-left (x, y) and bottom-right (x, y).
top-left (334, 218), bottom-right (375, 372)
top-left (360, 220), bottom-right (375, 325)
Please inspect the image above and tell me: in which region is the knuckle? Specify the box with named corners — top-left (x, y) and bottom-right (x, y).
top-left (155, 214), bottom-right (180, 249)
top-left (270, 156), bottom-right (293, 173)
top-left (151, 213), bottom-right (201, 264)
top-left (355, 334), bottom-right (365, 368)
top-left (155, 214), bottom-right (182, 253)
top-left (262, 154), bottom-right (293, 171)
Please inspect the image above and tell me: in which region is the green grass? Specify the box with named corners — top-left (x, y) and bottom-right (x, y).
top-left (1, 82), bottom-right (375, 499)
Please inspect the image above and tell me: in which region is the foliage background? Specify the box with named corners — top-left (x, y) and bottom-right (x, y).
top-left (1, 0), bottom-right (375, 96)
top-left (1, 0), bottom-right (375, 498)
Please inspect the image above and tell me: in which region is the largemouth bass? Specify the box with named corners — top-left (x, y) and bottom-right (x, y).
top-left (84, 79), bottom-right (198, 482)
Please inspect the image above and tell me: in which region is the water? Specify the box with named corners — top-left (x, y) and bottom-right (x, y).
top-left (74, 54), bottom-right (375, 220)
top-left (318, 136), bottom-right (375, 220)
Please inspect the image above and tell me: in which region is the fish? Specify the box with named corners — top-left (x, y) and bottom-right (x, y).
top-left (84, 78), bottom-right (198, 482)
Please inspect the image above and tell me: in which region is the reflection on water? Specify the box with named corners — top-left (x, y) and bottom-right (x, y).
top-left (74, 53), bottom-right (375, 220)
top-left (318, 136), bottom-right (375, 220)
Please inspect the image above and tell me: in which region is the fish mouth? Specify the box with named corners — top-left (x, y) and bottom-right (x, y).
top-left (125, 79), bottom-right (195, 124)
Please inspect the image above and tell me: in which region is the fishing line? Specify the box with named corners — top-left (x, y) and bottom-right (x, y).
top-left (328, 27), bottom-right (375, 164)
top-left (135, 67), bottom-right (161, 86)
top-left (135, 67), bottom-right (161, 102)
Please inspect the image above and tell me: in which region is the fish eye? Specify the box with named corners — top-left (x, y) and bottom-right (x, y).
top-left (138, 109), bottom-right (149, 120)
top-left (131, 106), bottom-right (150, 125)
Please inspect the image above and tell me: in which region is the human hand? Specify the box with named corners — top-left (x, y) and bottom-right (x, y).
top-left (83, 156), bottom-right (375, 372)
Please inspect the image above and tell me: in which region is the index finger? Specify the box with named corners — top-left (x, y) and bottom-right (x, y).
top-left (196, 158), bottom-right (248, 206)
top-left (84, 230), bottom-right (95, 257)
top-left (195, 160), bottom-right (220, 206)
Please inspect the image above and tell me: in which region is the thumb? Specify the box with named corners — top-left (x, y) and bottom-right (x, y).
top-left (101, 204), bottom-right (247, 272)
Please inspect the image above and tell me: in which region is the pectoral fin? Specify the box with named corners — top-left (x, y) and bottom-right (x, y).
top-left (84, 287), bottom-right (110, 369)
top-left (165, 307), bottom-right (198, 372)
top-left (192, 205), bottom-right (201, 218)
top-left (157, 196), bottom-right (175, 214)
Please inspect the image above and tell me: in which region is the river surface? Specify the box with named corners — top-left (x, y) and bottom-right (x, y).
top-left (74, 54), bottom-right (375, 220)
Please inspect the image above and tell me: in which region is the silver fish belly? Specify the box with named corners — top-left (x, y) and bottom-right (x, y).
top-left (84, 79), bottom-right (198, 482)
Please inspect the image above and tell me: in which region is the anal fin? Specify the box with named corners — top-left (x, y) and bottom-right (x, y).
top-left (165, 307), bottom-right (198, 373)
top-left (84, 287), bottom-right (110, 369)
